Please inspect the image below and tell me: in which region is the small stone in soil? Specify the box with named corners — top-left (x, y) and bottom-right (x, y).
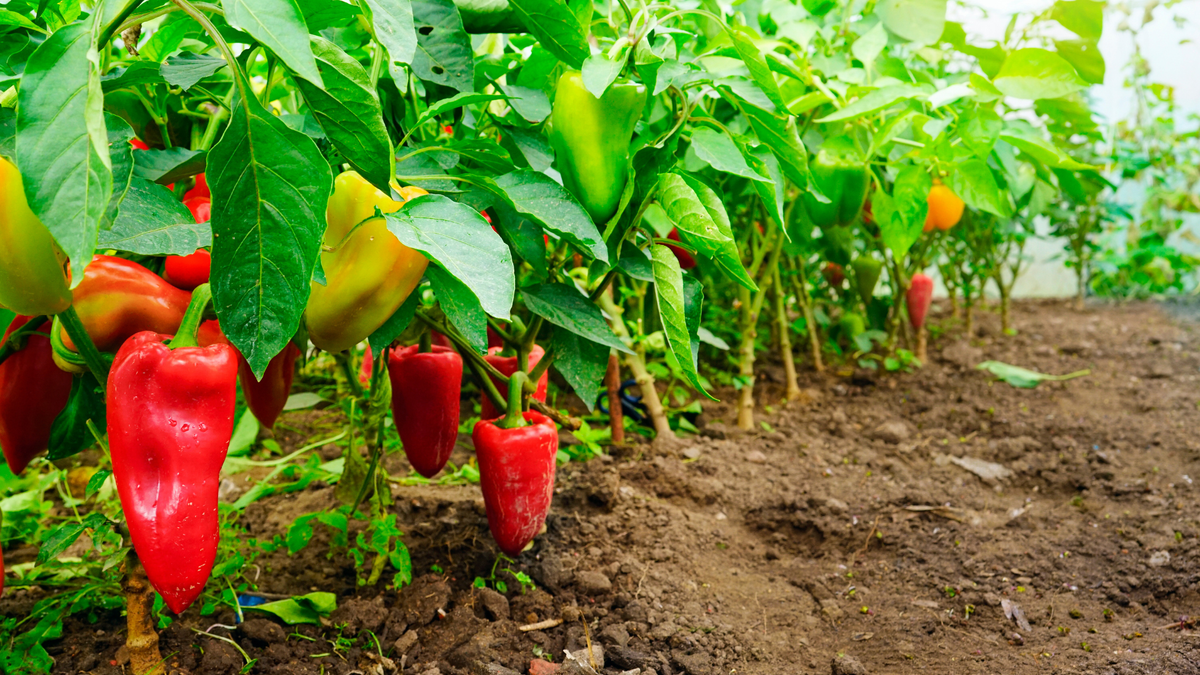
top-left (575, 570), bottom-right (613, 595)
top-left (239, 618), bottom-right (285, 644)
top-left (530, 658), bottom-right (560, 675)
top-left (830, 653), bottom-right (868, 675)
top-left (476, 587), bottom-right (511, 620)
top-left (393, 629), bottom-right (419, 655)
top-left (745, 450), bottom-right (767, 463)
top-left (682, 447), bottom-right (702, 460)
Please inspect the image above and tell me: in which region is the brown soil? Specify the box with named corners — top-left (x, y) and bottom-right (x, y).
top-left (13, 299), bottom-right (1200, 675)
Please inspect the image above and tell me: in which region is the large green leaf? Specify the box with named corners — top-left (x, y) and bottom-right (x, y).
top-left (132, 147), bottom-right (206, 184)
top-left (47, 373), bottom-right (105, 461)
top-left (521, 283), bottom-right (631, 353)
top-left (993, 48), bottom-right (1087, 100)
top-left (945, 158), bottom-right (1011, 218)
top-left (876, 0), bottom-right (946, 45)
top-left (877, 167), bottom-right (929, 261)
top-left (100, 177), bottom-right (209, 255)
top-left (678, 174), bottom-right (757, 291)
top-left (506, 0), bottom-right (589, 69)
top-left (15, 22), bottom-right (111, 287)
top-left (411, 0), bottom-right (474, 93)
top-left (384, 194), bottom-right (514, 319)
top-left (737, 101), bottom-right (808, 188)
top-left (208, 92), bottom-right (333, 378)
top-left (427, 265), bottom-right (488, 353)
top-left (495, 169), bottom-right (605, 262)
top-left (549, 329), bottom-right (608, 412)
top-left (160, 51), bottom-right (227, 91)
top-left (729, 27), bottom-right (785, 112)
top-left (223, 0), bottom-right (323, 87)
top-left (999, 123), bottom-right (1095, 170)
top-left (363, 0), bottom-right (417, 66)
top-left (650, 244), bottom-right (714, 400)
top-left (816, 85), bottom-right (924, 123)
top-left (689, 127), bottom-right (768, 183)
top-left (1050, 0), bottom-right (1103, 40)
top-left (295, 37), bottom-right (393, 192)
top-left (1053, 39), bottom-right (1104, 85)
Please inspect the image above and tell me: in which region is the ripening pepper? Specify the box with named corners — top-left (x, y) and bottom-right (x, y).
top-left (389, 343), bottom-right (463, 478)
top-left (907, 274), bottom-right (934, 329)
top-left (839, 312), bottom-right (865, 340)
top-left (306, 172), bottom-right (429, 354)
top-left (184, 173), bottom-right (209, 202)
top-left (197, 320), bottom-right (300, 430)
top-left (549, 71), bottom-right (647, 224)
top-left (473, 374), bottom-right (558, 556)
top-left (183, 197), bottom-right (210, 224)
top-left (481, 345), bottom-right (549, 420)
top-left (852, 257), bottom-right (883, 307)
top-left (666, 229), bottom-right (697, 270)
top-left (924, 182), bottom-right (964, 232)
top-left (0, 157), bottom-right (72, 316)
top-left (0, 316), bottom-right (73, 474)
top-left (164, 249), bottom-right (211, 291)
top-left (57, 256), bottom-right (191, 355)
top-left (107, 286), bottom-right (237, 614)
top-left (802, 136), bottom-right (870, 228)
top-left (823, 262), bottom-right (845, 288)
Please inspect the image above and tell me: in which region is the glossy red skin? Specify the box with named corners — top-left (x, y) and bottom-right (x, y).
top-left (486, 326), bottom-right (503, 350)
top-left (665, 229), bottom-right (697, 270)
top-left (59, 256), bottom-right (192, 353)
top-left (197, 321), bottom-right (299, 429)
top-left (360, 346), bottom-right (373, 387)
top-left (107, 331), bottom-right (238, 614)
top-left (184, 197), bottom-right (210, 224)
top-left (481, 345), bottom-right (548, 420)
top-left (184, 173), bottom-right (209, 202)
top-left (389, 345), bottom-right (463, 478)
top-left (907, 273), bottom-right (934, 329)
top-left (473, 411), bottom-right (558, 556)
top-left (432, 331), bottom-right (452, 348)
top-left (0, 317), bottom-right (72, 474)
top-left (164, 249), bottom-right (211, 291)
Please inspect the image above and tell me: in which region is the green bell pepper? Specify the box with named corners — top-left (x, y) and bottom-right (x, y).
top-left (802, 135), bottom-right (870, 228)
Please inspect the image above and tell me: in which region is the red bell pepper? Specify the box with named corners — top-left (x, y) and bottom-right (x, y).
top-left (907, 273), bottom-right (934, 329)
top-left (481, 344), bottom-right (548, 420)
top-left (184, 173), bottom-right (209, 202)
top-left (823, 262), bottom-right (845, 288)
top-left (164, 249), bottom-right (211, 291)
top-left (197, 320), bottom-right (299, 430)
top-left (665, 228), bottom-right (697, 270)
top-left (388, 342), bottom-right (463, 478)
top-left (107, 285), bottom-right (237, 614)
top-left (58, 255), bottom-right (192, 354)
top-left (473, 373), bottom-right (558, 556)
top-left (183, 197), bottom-right (210, 224)
top-left (0, 316), bottom-right (73, 474)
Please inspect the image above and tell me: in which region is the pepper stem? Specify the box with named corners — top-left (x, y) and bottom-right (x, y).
top-left (419, 329), bottom-right (432, 353)
top-left (168, 283), bottom-right (213, 350)
top-left (499, 372), bottom-right (528, 429)
top-left (58, 306), bottom-right (111, 384)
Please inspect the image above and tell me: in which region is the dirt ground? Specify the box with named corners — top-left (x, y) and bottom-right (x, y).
top-left (12, 298), bottom-right (1200, 675)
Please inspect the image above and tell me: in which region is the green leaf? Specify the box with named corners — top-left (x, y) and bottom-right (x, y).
top-left (650, 244), bottom-right (714, 400)
top-left (729, 27), bottom-right (785, 112)
top-left (495, 169), bottom-right (605, 262)
top-left (228, 409), bottom-right (260, 457)
top-left (0, 9), bottom-right (46, 33)
top-left (132, 147), bottom-right (207, 184)
top-left (427, 265), bottom-right (487, 353)
top-left (295, 37), bottom-right (393, 192)
top-left (682, 275), bottom-right (703, 368)
top-left (37, 512), bottom-right (111, 564)
top-left (362, 0), bottom-right (417, 66)
top-left (959, 108), bottom-right (1003, 158)
top-left (549, 329), bottom-right (609, 412)
top-left (506, 0), bottom-right (589, 69)
top-left (0, 108), bottom-right (14, 161)
top-left (47, 372), bottom-right (105, 461)
top-left (1053, 39), bottom-right (1104, 85)
top-left (747, 144), bottom-right (786, 228)
top-left (658, 173), bottom-right (757, 291)
top-left (248, 592), bottom-right (338, 625)
top-left (944, 158), bottom-right (1011, 218)
top-left (503, 126), bottom-right (553, 171)
top-left (101, 61), bottom-right (166, 91)
top-left (208, 91), bottom-right (333, 378)
top-left (976, 361), bottom-right (1090, 389)
top-left (999, 124), bottom-right (1095, 170)
top-left (16, 22), bottom-right (112, 287)
top-left (877, 167), bottom-right (930, 261)
top-left (852, 22), bottom-right (887, 65)
top-left (100, 177), bottom-right (209, 255)
top-left (1050, 0), bottom-right (1103, 40)
top-left (223, 0), bottom-right (324, 88)
top-left (160, 51), bottom-right (227, 90)
top-left (738, 102), bottom-right (808, 188)
top-left (581, 53), bottom-right (622, 98)
top-left (368, 290), bottom-right (420, 354)
top-left (491, 202), bottom-right (547, 279)
top-left (139, 15), bottom-right (193, 62)
top-left (86, 468), bottom-right (111, 497)
top-left (815, 85), bottom-right (924, 123)
top-left (412, 0), bottom-right (474, 93)
top-left (993, 48), bottom-right (1087, 100)
top-left (412, 91), bottom-right (504, 131)
top-left (522, 283), bottom-right (631, 353)
top-left (383, 194), bottom-right (514, 319)
top-left (498, 83), bottom-right (551, 123)
top-left (876, 0), bottom-right (945, 44)
top-left (689, 127), bottom-right (768, 183)
top-left (103, 114), bottom-right (137, 230)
